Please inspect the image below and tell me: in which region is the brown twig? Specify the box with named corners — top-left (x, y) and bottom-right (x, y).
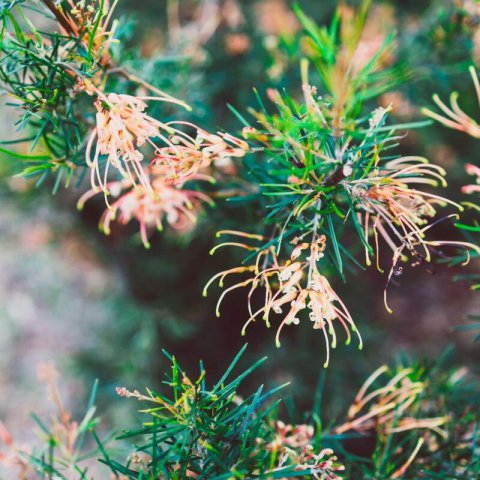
top-left (41, 0), bottom-right (75, 35)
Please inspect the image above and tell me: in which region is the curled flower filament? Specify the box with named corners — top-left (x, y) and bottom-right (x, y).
top-left (204, 232), bottom-right (362, 367)
top-left (334, 365), bottom-right (449, 438)
top-left (422, 66), bottom-right (480, 139)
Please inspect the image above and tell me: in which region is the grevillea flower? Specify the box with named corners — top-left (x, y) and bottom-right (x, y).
top-left (204, 232), bottom-right (362, 366)
top-left (42, 0), bottom-right (119, 67)
top-left (345, 156), bottom-right (464, 261)
top-left (151, 123), bottom-right (248, 185)
top-left (462, 163), bottom-right (480, 194)
top-left (86, 93), bottom-right (181, 196)
top-left (82, 99), bottom-right (248, 245)
top-left (78, 177), bottom-right (213, 248)
top-left (87, 93), bottom-right (248, 198)
top-left (344, 156), bottom-right (479, 311)
top-left (334, 365), bottom-right (448, 438)
top-left (265, 421), bottom-right (344, 480)
top-left (64, 0), bottom-right (118, 62)
top-left (422, 66), bottom-right (480, 139)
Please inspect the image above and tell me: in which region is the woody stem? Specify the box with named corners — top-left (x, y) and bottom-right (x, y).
top-left (307, 200), bottom-right (322, 286)
top-left (41, 0), bottom-right (75, 35)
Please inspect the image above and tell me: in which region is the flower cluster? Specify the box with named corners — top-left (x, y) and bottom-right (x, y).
top-left (205, 231), bottom-right (362, 365)
top-left (334, 365), bottom-right (448, 437)
top-left (265, 421), bottom-right (345, 480)
top-left (344, 156), bottom-right (479, 311)
top-left (422, 66), bottom-right (480, 139)
top-left (80, 94), bottom-right (248, 246)
top-left (348, 157), bottom-right (460, 264)
top-left (55, 0), bottom-right (119, 65)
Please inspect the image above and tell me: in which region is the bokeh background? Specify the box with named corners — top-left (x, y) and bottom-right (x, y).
top-left (1, 0), bottom-right (480, 465)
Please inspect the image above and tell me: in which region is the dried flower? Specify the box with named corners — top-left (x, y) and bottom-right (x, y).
top-left (334, 365), bottom-right (448, 437)
top-left (265, 421), bottom-right (344, 480)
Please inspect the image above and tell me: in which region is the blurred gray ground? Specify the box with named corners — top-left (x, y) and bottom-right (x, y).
top-left (0, 195), bottom-right (112, 421)
top-left (0, 189), bottom-right (159, 478)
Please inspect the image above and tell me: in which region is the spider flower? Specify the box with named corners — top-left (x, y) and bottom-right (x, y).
top-left (151, 123), bottom-right (248, 185)
top-left (78, 177), bottom-right (213, 248)
top-left (87, 93), bottom-right (187, 195)
top-left (334, 365), bottom-right (448, 438)
top-left (345, 156), bottom-right (479, 312)
top-left (204, 232), bottom-right (362, 366)
top-left (87, 95), bottom-right (248, 200)
top-left (422, 66), bottom-right (480, 139)
top-left (462, 163), bottom-right (480, 194)
top-left (62, 0), bottom-right (119, 63)
top-left (264, 422), bottom-right (344, 480)
top-left (268, 421), bottom-right (314, 450)
top-left (346, 156), bottom-right (463, 268)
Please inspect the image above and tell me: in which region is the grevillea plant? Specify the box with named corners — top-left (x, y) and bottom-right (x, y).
top-left (2, 0), bottom-right (479, 362)
top-left (0, 0), bottom-right (248, 248)
top-left (1, 1), bottom-right (480, 479)
top-left (1, 346), bottom-right (479, 479)
top-left (203, 4), bottom-right (480, 363)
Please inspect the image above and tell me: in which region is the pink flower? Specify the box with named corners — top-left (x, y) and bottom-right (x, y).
top-left (78, 178), bottom-right (213, 248)
top-left (86, 93), bottom-right (165, 195)
top-left (462, 163), bottom-right (480, 194)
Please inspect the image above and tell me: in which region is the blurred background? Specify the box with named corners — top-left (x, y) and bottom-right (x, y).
top-left (1, 0), bottom-right (480, 461)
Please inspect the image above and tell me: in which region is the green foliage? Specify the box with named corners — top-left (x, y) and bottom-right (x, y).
top-left (99, 345), bottom-right (319, 479)
top-left (1, 1), bottom-right (480, 479)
